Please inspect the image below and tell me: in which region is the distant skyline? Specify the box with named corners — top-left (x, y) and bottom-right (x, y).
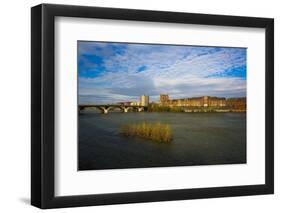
top-left (78, 41), bottom-right (246, 104)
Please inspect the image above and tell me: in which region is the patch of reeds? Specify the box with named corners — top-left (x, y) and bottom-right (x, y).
top-left (121, 122), bottom-right (172, 143)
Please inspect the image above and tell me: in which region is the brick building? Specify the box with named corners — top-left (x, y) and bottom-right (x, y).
top-left (159, 94), bottom-right (227, 108)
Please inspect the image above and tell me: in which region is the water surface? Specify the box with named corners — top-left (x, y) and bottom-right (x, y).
top-left (79, 112), bottom-right (246, 170)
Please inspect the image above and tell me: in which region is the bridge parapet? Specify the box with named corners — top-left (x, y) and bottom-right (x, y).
top-left (79, 104), bottom-right (146, 114)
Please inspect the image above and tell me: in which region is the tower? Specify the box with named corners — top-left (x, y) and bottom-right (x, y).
top-left (160, 94), bottom-right (169, 104)
top-left (140, 95), bottom-right (149, 106)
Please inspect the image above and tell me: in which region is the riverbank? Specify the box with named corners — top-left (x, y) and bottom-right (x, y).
top-left (79, 106), bottom-right (246, 114)
top-left (147, 105), bottom-right (246, 113)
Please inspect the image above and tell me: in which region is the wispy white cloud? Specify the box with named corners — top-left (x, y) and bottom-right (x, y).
top-left (78, 42), bottom-right (246, 104)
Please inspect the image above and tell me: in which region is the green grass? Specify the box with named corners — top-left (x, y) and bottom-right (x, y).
top-left (121, 122), bottom-right (172, 143)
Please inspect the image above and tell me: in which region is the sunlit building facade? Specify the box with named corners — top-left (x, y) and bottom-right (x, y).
top-left (140, 95), bottom-right (149, 106)
top-left (160, 94), bottom-right (227, 108)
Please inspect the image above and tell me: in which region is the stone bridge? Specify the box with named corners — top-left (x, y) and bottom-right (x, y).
top-left (79, 104), bottom-right (146, 114)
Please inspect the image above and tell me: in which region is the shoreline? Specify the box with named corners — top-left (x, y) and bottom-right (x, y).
top-left (79, 108), bottom-right (246, 113)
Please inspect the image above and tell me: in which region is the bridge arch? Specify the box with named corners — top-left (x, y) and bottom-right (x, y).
top-left (79, 105), bottom-right (147, 114)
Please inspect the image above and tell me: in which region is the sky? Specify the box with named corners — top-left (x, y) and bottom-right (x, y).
top-left (78, 41), bottom-right (246, 104)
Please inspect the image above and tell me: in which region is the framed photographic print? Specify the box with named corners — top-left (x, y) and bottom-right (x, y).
top-left (31, 4), bottom-right (274, 209)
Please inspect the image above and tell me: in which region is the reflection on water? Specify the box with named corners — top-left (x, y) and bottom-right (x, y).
top-left (78, 112), bottom-right (246, 170)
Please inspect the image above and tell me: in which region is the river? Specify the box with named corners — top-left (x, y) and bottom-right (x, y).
top-left (78, 112), bottom-right (246, 170)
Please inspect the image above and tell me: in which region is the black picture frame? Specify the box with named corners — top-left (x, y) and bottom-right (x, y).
top-left (31, 3), bottom-right (274, 209)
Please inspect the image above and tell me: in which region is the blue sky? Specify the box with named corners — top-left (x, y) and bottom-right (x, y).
top-left (78, 41), bottom-right (246, 104)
